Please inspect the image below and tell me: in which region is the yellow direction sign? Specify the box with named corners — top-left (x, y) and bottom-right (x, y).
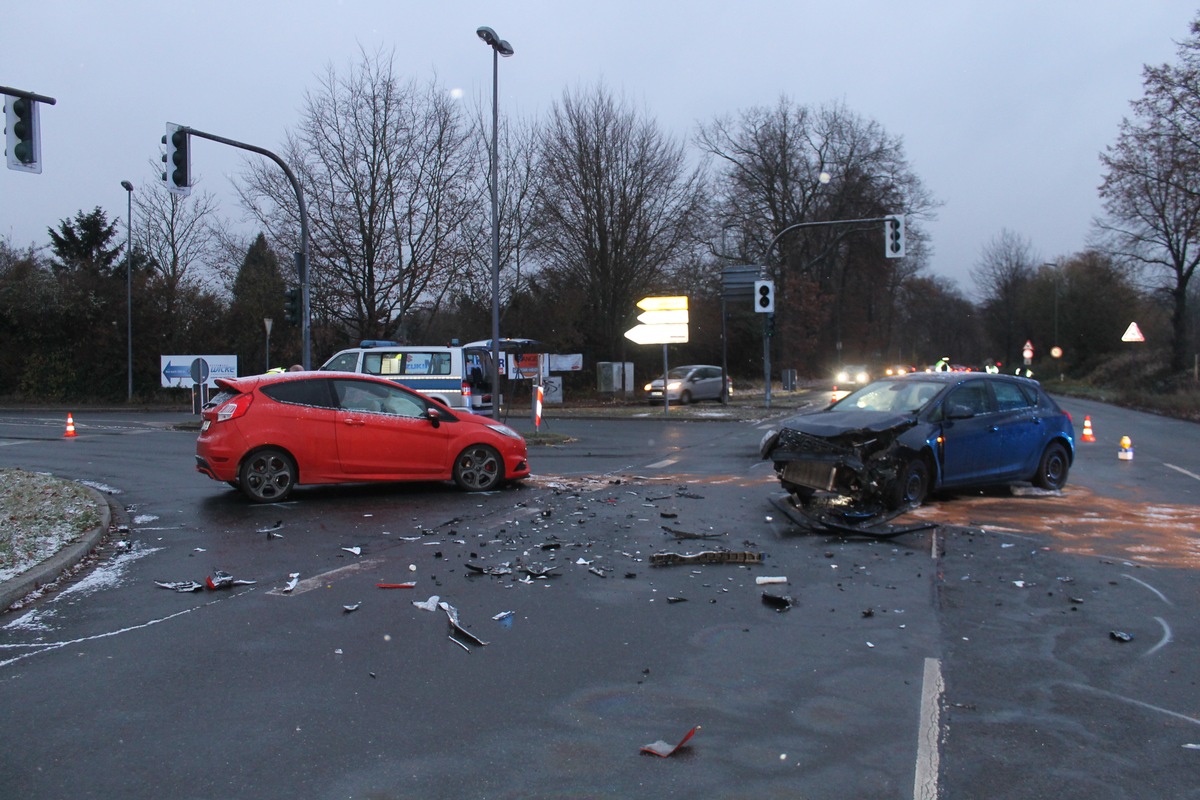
top-left (1121, 322), bottom-right (1145, 342)
top-left (637, 295), bottom-right (688, 312)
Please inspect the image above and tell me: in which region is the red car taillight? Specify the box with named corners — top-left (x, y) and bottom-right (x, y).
top-left (461, 379), bottom-right (472, 399)
top-left (215, 392), bottom-right (254, 422)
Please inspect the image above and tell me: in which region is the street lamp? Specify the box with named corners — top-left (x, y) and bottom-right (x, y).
top-left (121, 180), bottom-right (134, 401)
top-left (477, 25), bottom-right (513, 417)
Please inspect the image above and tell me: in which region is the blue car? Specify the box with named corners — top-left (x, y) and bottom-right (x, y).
top-left (760, 372), bottom-right (1075, 513)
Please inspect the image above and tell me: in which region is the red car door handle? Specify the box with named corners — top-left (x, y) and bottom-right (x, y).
top-left (343, 418), bottom-right (365, 427)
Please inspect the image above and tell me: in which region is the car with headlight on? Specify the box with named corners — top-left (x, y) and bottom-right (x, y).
top-left (759, 372), bottom-right (1074, 517)
top-left (195, 371), bottom-right (529, 503)
top-left (645, 365), bottom-right (732, 404)
top-left (835, 364), bottom-right (871, 385)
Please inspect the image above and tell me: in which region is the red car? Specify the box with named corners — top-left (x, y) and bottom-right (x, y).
top-left (195, 371), bottom-right (529, 503)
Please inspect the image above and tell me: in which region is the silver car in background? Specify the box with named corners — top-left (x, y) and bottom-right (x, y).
top-left (645, 365), bottom-right (731, 404)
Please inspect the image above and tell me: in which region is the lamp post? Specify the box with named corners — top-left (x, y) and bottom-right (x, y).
top-left (121, 180), bottom-right (134, 401)
top-left (477, 25), bottom-right (514, 417)
top-left (264, 317), bottom-right (273, 372)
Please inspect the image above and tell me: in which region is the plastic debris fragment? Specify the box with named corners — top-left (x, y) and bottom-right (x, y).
top-left (662, 526), bottom-right (722, 540)
top-left (755, 576), bottom-right (787, 585)
top-left (492, 610), bottom-right (514, 621)
top-left (439, 601), bottom-right (488, 648)
top-left (155, 580), bottom-right (204, 593)
top-left (412, 595), bottom-right (441, 611)
top-left (1110, 630), bottom-right (1133, 642)
top-left (465, 562), bottom-right (512, 576)
top-left (641, 725), bottom-right (700, 757)
top-left (342, 546), bottom-right (362, 556)
top-left (376, 582), bottom-right (416, 589)
top-left (205, 570), bottom-right (257, 590)
top-left (667, 596), bottom-right (688, 604)
top-left (343, 603), bottom-right (361, 613)
top-left (521, 564), bottom-right (560, 578)
top-left (282, 573), bottom-right (300, 593)
top-left (257, 521), bottom-right (283, 534)
top-left (651, 551), bottom-right (762, 567)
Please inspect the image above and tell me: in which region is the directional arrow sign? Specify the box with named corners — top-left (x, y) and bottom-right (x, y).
top-left (638, 309), bottom-right (688, 325)
top-left (624, 322), bottom-right (689, 345)
top-left (637, 295), bottom-right (688, 312)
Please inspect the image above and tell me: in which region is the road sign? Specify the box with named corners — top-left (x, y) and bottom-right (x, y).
top-left (1121, 322), bottom-right (1145, 342)
top-left (624, 322), bottom-right (689, 345)
top-left (637, 309), bottom-right (688, 325)
top-left (637, 295), bottom-right (688, 312)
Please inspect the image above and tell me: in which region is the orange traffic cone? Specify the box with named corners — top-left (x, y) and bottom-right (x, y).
top-left (1082, 416), bottom-right (1095, 443)
top-left (64, 413), bottom-right (77, 438)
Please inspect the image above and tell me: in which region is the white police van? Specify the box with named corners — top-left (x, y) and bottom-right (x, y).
top-left (319, 341), bottom-right (495, 416)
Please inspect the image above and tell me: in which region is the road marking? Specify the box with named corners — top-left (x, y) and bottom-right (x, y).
top-left (1146, 616), bottom-right (1173, 657)
top-left (1065, 682), bottom-right (1200, 726)
top-left (645, 458), bottom-right (678, 469)
top-left (1165, 463), bottom-right (1200, 481)
top-left (913, 657), bottom-right (943, 800)
top-left (266, 557), bottom-right (383, 596)
top-left (1122, 573), bottom-right (1172, 606)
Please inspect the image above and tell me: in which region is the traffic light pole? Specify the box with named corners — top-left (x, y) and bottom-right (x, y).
top-left (759, 214), bottom-right (904, 407)
top-left (176, 126), bottom-right (312, 369)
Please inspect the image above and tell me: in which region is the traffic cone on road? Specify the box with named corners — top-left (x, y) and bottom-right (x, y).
top-left (1082, 416), bottom-right (1096, 442)
top-left (1118, 435), bottom-right (1134, 461)
top-left (64, 413), bottom-right (77, 438)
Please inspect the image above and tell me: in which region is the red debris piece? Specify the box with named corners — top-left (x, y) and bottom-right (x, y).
top-left (640, 725), bottom-right (700, 757)
top-left (376, 582), bottom-right (416, 589)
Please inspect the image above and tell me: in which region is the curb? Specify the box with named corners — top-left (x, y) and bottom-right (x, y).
top-left (0, 484), bottom-right (114, 614)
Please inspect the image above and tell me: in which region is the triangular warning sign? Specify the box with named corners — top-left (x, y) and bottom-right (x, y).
top-left (1121, 322), bottom-right (1145, 342)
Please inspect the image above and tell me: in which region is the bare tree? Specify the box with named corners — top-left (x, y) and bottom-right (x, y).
top-left (1098, 15), bottom-right (1200, 373)
top-left (238, 48), bottom-right (477, 346)
top-left (133, 166), bottom-right (223, 312)
top-left (456, 110), bottom-right (543, 331)
top-left (532, 84), bottom-right (705, 360)
top-left (696, 98), bottom-right (936, 372)
top-left (971, 229), bottom-right (1037, 367)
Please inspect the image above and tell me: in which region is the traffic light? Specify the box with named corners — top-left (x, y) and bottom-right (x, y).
top-left (283, 288), bottom-right (300, 324)
top-left (754, 280), bottom-right (775, 313)
top-left (161, 123), bottom-right (191, 196)
top-left (6, 96), bottom-right (41, 173)
top-left (884, 214), bottom-right (905, 258)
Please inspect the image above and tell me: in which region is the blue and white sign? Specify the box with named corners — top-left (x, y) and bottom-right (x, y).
top-left (160, 355), bottom-right (238, 388)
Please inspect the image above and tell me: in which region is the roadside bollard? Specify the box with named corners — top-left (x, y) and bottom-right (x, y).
top-left (1118, 435), bottom-right (1133, 461)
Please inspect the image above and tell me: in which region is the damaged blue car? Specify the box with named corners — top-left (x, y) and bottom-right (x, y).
top-left (760, 372), bottom-right (1075, 518)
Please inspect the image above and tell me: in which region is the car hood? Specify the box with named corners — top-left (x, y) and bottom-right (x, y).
top-left (777, 408), bottom-right (917, 438)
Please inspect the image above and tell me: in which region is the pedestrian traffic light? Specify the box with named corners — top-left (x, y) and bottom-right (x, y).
top-left (6, 96), bottom-right (41, 173)
top-left (283, 288), bottom-right (300, 324)
top-left (884, 214), bottom-right (905, 258)
top-left (161, 123), bottom-right (191, 196)
top-left (754, 280), bottom-right (775, 313)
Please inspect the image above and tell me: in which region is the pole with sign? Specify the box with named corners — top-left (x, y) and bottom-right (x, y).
top-left (624, 296), bottom-right (689, 413)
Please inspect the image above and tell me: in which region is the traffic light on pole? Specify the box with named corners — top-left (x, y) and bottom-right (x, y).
top-left (161, 123), bottom-right (191, 196)
top-left (283, 288), bottom-right (300, 324)
top-left (754, 280), bottom-right (775, 313)
top-left (6, 96), bottom-right (41, 173)
top-left (884, 214), bottom-right (905, 258)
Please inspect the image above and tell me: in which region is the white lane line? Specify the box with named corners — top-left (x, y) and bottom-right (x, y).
top-left (1165, 463), bottom-right (1200, 481)
top-left (913, 657), bottom-right (943, 800)
top-left (645, 458), bottom-right (678, 469)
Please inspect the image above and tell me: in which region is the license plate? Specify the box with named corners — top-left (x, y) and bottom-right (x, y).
top-left (200, 420), bottom-right (210, 432)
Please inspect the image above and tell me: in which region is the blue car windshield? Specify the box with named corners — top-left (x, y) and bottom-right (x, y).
top-left (836, 380), bottom-right (942, 413)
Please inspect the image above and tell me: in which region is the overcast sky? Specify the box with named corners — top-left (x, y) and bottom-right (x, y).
top-left (3, 1), bottom-right (1197, 296)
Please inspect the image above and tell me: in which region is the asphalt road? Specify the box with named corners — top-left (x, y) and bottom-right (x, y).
top-left (0, 400), bottom-right (1197, 799)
